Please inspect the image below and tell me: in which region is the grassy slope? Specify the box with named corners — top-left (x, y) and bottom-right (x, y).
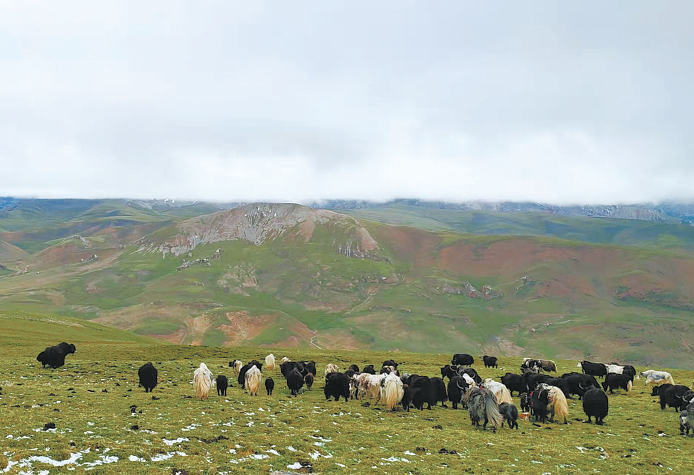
top-left (1, 312), bottom-right (692, 474)
top-left (2, 202), bottom-right (694, 366)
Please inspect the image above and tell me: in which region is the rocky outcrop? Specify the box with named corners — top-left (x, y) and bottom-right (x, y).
top-left (137, 203), bottom-right (380, 259)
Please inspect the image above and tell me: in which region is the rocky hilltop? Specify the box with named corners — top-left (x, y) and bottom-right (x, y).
top-left (138, 203), bottom-right (380, 258)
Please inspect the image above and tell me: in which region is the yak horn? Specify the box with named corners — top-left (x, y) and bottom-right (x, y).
top-left (456, 380), bottom-right (467, 391)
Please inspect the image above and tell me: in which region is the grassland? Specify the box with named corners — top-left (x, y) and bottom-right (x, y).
top-left (1, 311), bottom-right (693, 474)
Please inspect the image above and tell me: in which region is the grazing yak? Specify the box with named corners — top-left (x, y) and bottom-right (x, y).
top-left (238, 361), bottom-right (263, 389)
top-left (483, 378), bottom-right (513, 405)
top-left (324, 372), bottom-right (350, 402)
top-left (245, 366), bottom-right (262, 396)
top-left (563, 372), bottom-right (601, 399)
top-left (382, 359), bottom-right (399, 368)
top-left (468, 387), bottom-right (503, 431)
top-left (583, 388), bottom-right (609, 424)
top-left (286, 368), bottom-right (305, 396)
top-left (358, 373), bottom-right (386, 404)
top-left (537, 359), bottom-right (557, 372)
top-left (540, 384), bottom-right (569, 424)
top-left (37, 342), bottom-right (76, 369)
top-left (265, 377), bottom-right (274, 395)
top-left (215, 375), bottom-right (228, 396)
top-left (607, 363), bottom-right (636, 381)
top-left (499, 402), bottom-right (519, 429)
top-left (521, 358), bottom-right (540, 373)
top-left (640, 370), bottom-right (675, 386)
top-left (138, 362), bottom-right (158, 393)
top-left (265, 354), bottom-right (276, 371)
top-left (577, 360), bottom-right (608, 378)
top-left (412, 377), bottom-right (447, 410)
top-left (452, 354), bottom-right (474, 366)
top-left (382, 372), bottom-right (404, 410)
top-left (280, 361), bottom-right (306, 380)
top-left (659, 385), bottom-right (691, 411)
top-left (193, 363), bottom-right (214, 400)
top-left (482, 355), bottom-right (498, 368)
top-left (602, 373), bottom-right (633, 394)
top-left (501, 373), bottom-right (525, 397)
top-left (531, 387), bottom-right (550, 423)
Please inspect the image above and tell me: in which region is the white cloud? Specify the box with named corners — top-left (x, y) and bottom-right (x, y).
top-left (0, 1), bottom-right (692, 204)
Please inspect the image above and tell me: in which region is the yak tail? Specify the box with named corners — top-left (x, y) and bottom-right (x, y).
top-left (549, 387), bottom-right (569, 421)
top-left (666, 375), bottom-right (675, 386)
top-left (484, 391), bottom-right (504, 428)
top-left (383, 377), bottom-right (404, 411)
top-left (627, 380), bottom-right (633, 392)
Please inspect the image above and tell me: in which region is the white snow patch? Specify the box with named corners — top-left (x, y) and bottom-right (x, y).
top-left (163, 438), bottom-right (189, 446)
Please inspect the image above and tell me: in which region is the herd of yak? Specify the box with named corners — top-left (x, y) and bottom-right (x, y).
top-left (35, 342), bottom-right (694, 434)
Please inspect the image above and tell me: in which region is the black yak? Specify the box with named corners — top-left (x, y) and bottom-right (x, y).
top-left (531, 388), bottom-right (550, 423)
top-left (499, 402), bottom-right (519, 429)
top-left (37, 342), bottom-right (76, 369)
top-left (500, 373), bottom-right (524, 397)
top-left (138, 362), bottom-right (158, 393)
top-left (412, 377), bottom-right (447, 410)
top-left (286, 368), bottom-right (304, 396)
top-left (448, 376), bottom-right (468, 410)
top-left (582, 388), bottom-right (609, 425)
top-left (659, 385), bottom-right (691, 411)
top-left (482, 356), bottom-right (498, 368)
top-left (348, 364), bottom-right (360, 373)
top-left (324, 372), bottom-right (350, 402)
top-left (577, 360), bottom-right (607, 378)
top-left (216, 375), bottom-right (228, 396)
top-left (265, 377), bottom-right (274, 396)
top-left (601, 373), bottom-right (632, 395)
top-left (452, 354), bottom-right (474, 366)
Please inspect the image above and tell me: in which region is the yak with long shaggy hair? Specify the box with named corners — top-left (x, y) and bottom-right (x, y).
top-left (381, 372), bottom-right (404, 411)
top-left (468, 387), bottom-right (503, 431)
top-left (358, 373), bottom-right (386, 405)
top-left (245, 366), bottom-right (262, 396)
top-left (193, 363), bottom-right (213, 400)
top-left (483, 378), bottom-right (513, 405)
top-left (265, 354), bottom-right (276, 371)
top-left (540, 383), bottom-right (569, 424)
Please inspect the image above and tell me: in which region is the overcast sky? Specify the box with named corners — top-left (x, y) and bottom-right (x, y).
top-left (1, 1), bottom-right (692, 204)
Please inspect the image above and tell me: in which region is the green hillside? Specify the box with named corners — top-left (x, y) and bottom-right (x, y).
top-left (1, 201), bottom-right (694, 367)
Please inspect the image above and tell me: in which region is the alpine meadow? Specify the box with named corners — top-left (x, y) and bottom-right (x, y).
top-left (1, 198), bottom-right (694, 474)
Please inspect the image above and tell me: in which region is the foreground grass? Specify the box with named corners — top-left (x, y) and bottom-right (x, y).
top-left (1, 313), bottom-right (693, 473)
